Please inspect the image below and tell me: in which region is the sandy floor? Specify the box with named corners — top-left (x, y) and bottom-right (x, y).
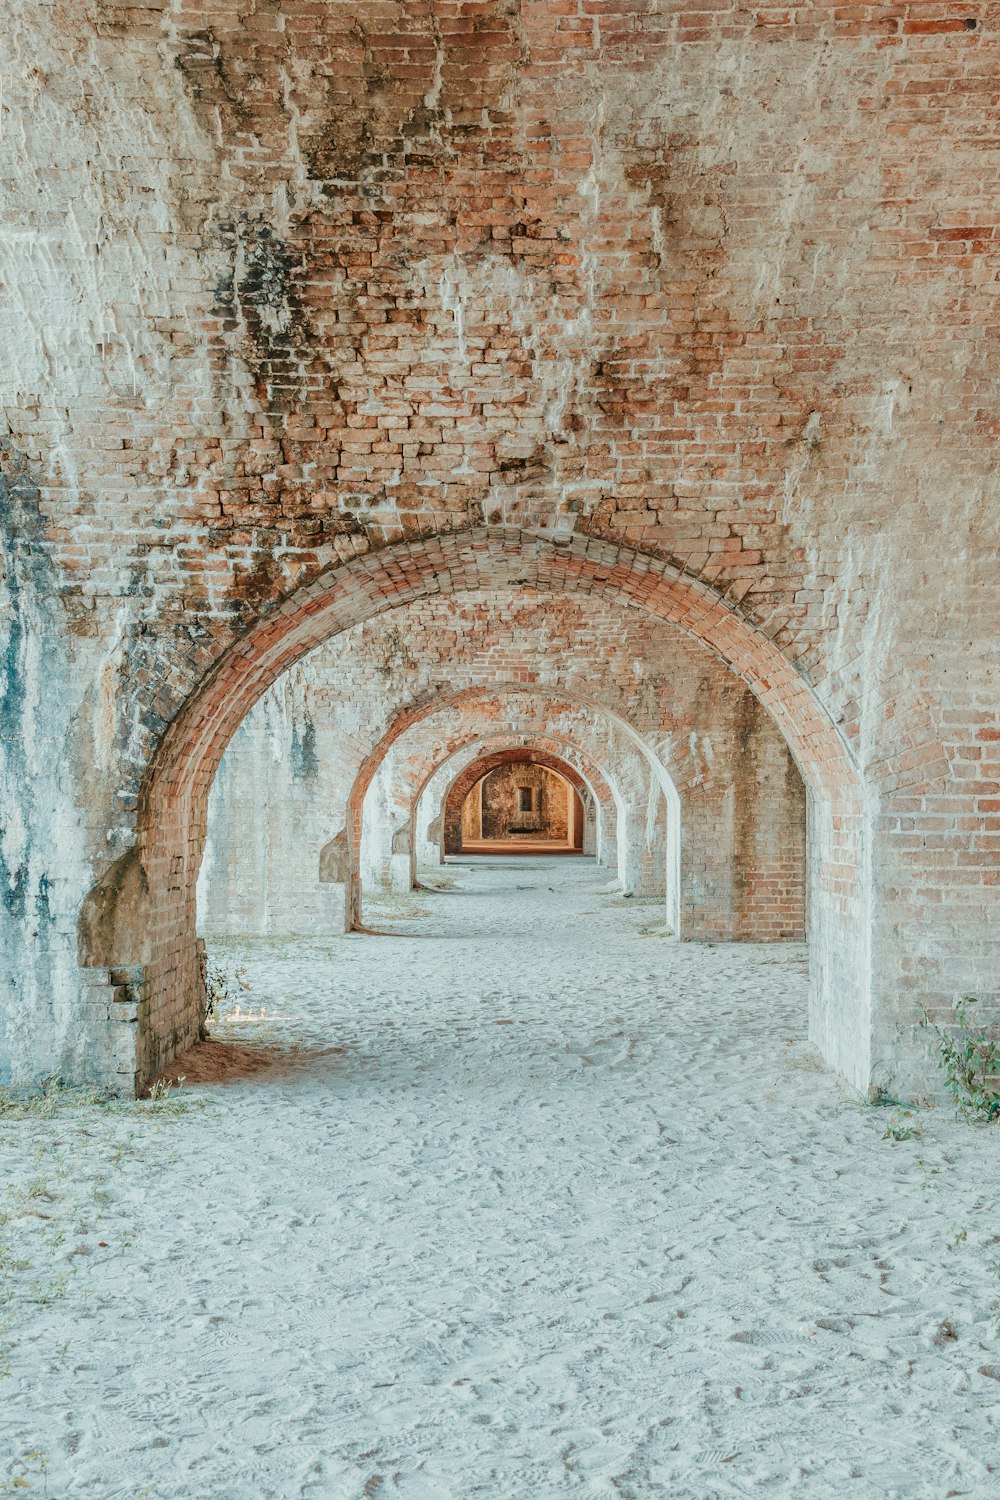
top-left (2, 857), bottom-right (1000, 1499)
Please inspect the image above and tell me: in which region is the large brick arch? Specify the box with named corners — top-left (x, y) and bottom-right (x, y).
top-left (109, 527), bottom-right (863, 1091)
top-left (142, 530), bottom-right (857, 811)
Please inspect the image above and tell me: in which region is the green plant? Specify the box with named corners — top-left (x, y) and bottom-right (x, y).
top-left (205, 962), bottom-right (251, 1021)
top-left (882, 1109), bottom-right (921, 1142)
top-left (25, 1273), bottom-right (70, 1306)
top-left (922, 998), bottom-right (1000, 1121)
top-left (0, 1077), bottom-right (116, 1119)
top-left (866, 1085), bottom-right (908, 1110)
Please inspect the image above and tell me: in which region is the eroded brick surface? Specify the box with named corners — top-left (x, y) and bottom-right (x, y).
top-left (0, 2), bottom-right (996, 1093)
top-left (453, 759), bottom-right (581, 850)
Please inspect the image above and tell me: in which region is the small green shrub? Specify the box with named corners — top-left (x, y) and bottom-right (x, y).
top-left (882, 1109), bottom-right (921, 1142)
top-left (205, 962), bottom-right (251, 1022)
top-left (867, 1085), bottom-right (907, 1109)
top-left (922, 998), bottom-right (1000, 1122)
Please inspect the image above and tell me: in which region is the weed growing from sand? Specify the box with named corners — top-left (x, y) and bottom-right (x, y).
top-left (416, 867), bottom-right (457, 890)
top-left (882, 1109), bottom-right (922, 1142)
top-left (21, 1179), bottom-right (53, 1203)
top-left (24, 1273), bottom-right (70, 1306)
top-left (917, 1157), bottom-right (940, 1194)
top-left (857, 1087), bottom-right (921, 1137)
top-left (865, 1085), bottom-right (908, 1109)
top-left (145, 1077), bottom-right (181, 1103)
top-left (205, 961), bottom-right (251, 1021)
top-left (921, 998), bottom-right (1000, 1122)
top-left (364, 892), bottom-right (431, 922)
top-left (0, 1078), bottom-right (123, 1120)
top-left (139, 1078), bottom-right (206, 1115)
top-left (0, 1074), bottom-right (196, 1122)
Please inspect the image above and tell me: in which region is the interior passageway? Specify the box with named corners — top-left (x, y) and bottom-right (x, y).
top-left (450, 757), bottom-right (587, 857)
top-left (6, 860), bottom-right (998, 1496)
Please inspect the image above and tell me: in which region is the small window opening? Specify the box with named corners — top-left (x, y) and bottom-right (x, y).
top-left (518, 786), bottom-right (533, 813)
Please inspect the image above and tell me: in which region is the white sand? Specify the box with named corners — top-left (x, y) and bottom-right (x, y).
top-left (2, 856), bottom-right (999, 1499)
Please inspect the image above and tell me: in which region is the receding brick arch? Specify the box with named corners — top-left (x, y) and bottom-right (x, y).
top-left (441, 750), bottom-right (587, 852)
top-left (356, 702), bottom-right (650, 903)
top-left (109, 527), bottom-right (863, 1091)
top-left (360, 740), bottom-right (604, 901)
top-left (361, 726), bottom-right (618, 892)
top-left (344, 681), bottom-right (680, 935)
top-left (408, 731), bottom-right (618, 877)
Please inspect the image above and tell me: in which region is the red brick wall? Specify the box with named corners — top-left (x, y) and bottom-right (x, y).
top-left (445, 752), bottom-right (583, 850)
top-left (2, 4), bottom-right (995, 1095)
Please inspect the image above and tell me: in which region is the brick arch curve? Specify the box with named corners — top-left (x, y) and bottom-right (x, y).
top-left (108, 526), bottom-right (865, 1091)
top-left (441, 749), bottom-right (592, 855)
top-left (408, 731), bottom-right (620, 877)
top-left (141, 528), bottom-right (859, 821)
top-left (355, 713), bottom-right (628, 902)
top-left (345, 681), bottom-right (679, 933)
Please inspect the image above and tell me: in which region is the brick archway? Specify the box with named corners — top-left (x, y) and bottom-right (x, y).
top-left (345, 682), bottom-right (680, 933)
top-left (103, 527), bottom-right (864, 1091)
top-left (442, 749), bottom-right (591, 855)
top-left (353, 698), bottom-right (646, 903)
top-left (408, 731), bottom-right (618, 878)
